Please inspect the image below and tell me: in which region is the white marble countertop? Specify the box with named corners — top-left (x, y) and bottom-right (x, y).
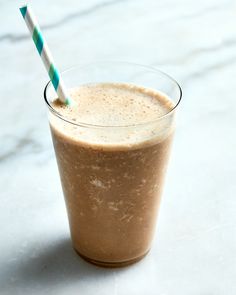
top-left (1, 0), bottom-right (236, 294)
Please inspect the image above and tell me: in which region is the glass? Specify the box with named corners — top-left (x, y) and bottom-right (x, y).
top-left (44, 61), bottom-right (182, 267)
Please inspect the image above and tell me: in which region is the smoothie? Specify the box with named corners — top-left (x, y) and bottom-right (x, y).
top-left (49, 82), bottom-right (175, 267)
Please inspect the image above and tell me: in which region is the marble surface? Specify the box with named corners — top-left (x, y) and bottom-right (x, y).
top-left (1, 0), bottom-right (236, 294)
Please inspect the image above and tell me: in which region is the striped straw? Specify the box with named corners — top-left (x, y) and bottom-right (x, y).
top-left (19, 4), bottom-right (71, 105)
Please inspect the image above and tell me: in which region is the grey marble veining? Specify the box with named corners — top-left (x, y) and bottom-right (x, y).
top-left (1, 0), bottom-right (236, 294)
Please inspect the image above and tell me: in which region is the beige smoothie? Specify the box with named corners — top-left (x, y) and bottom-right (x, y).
top-left (49, 82), bottom-right (175, 267)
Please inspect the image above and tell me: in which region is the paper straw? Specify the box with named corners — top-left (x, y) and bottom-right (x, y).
top-left (19, 4), bottom-right (72, 105)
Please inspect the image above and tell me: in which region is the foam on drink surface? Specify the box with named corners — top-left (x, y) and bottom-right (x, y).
top-left (50, 83), bottom-right (175, 149)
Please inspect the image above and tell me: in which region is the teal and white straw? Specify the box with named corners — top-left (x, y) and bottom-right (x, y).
top-left (20, 4), bottom-right (71, 105)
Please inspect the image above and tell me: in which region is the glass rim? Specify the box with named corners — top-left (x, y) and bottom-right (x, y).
top-left (44, 60), bottom-right (182, 128)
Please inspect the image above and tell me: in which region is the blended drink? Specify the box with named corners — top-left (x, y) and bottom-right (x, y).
top-left (20, 7), bottom-right (181, 268)
top-left (49, 82), bottom-right (176, 267)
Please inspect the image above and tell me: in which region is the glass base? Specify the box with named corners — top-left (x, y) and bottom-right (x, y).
top-left (74, 248), bottom-right (149, 268)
